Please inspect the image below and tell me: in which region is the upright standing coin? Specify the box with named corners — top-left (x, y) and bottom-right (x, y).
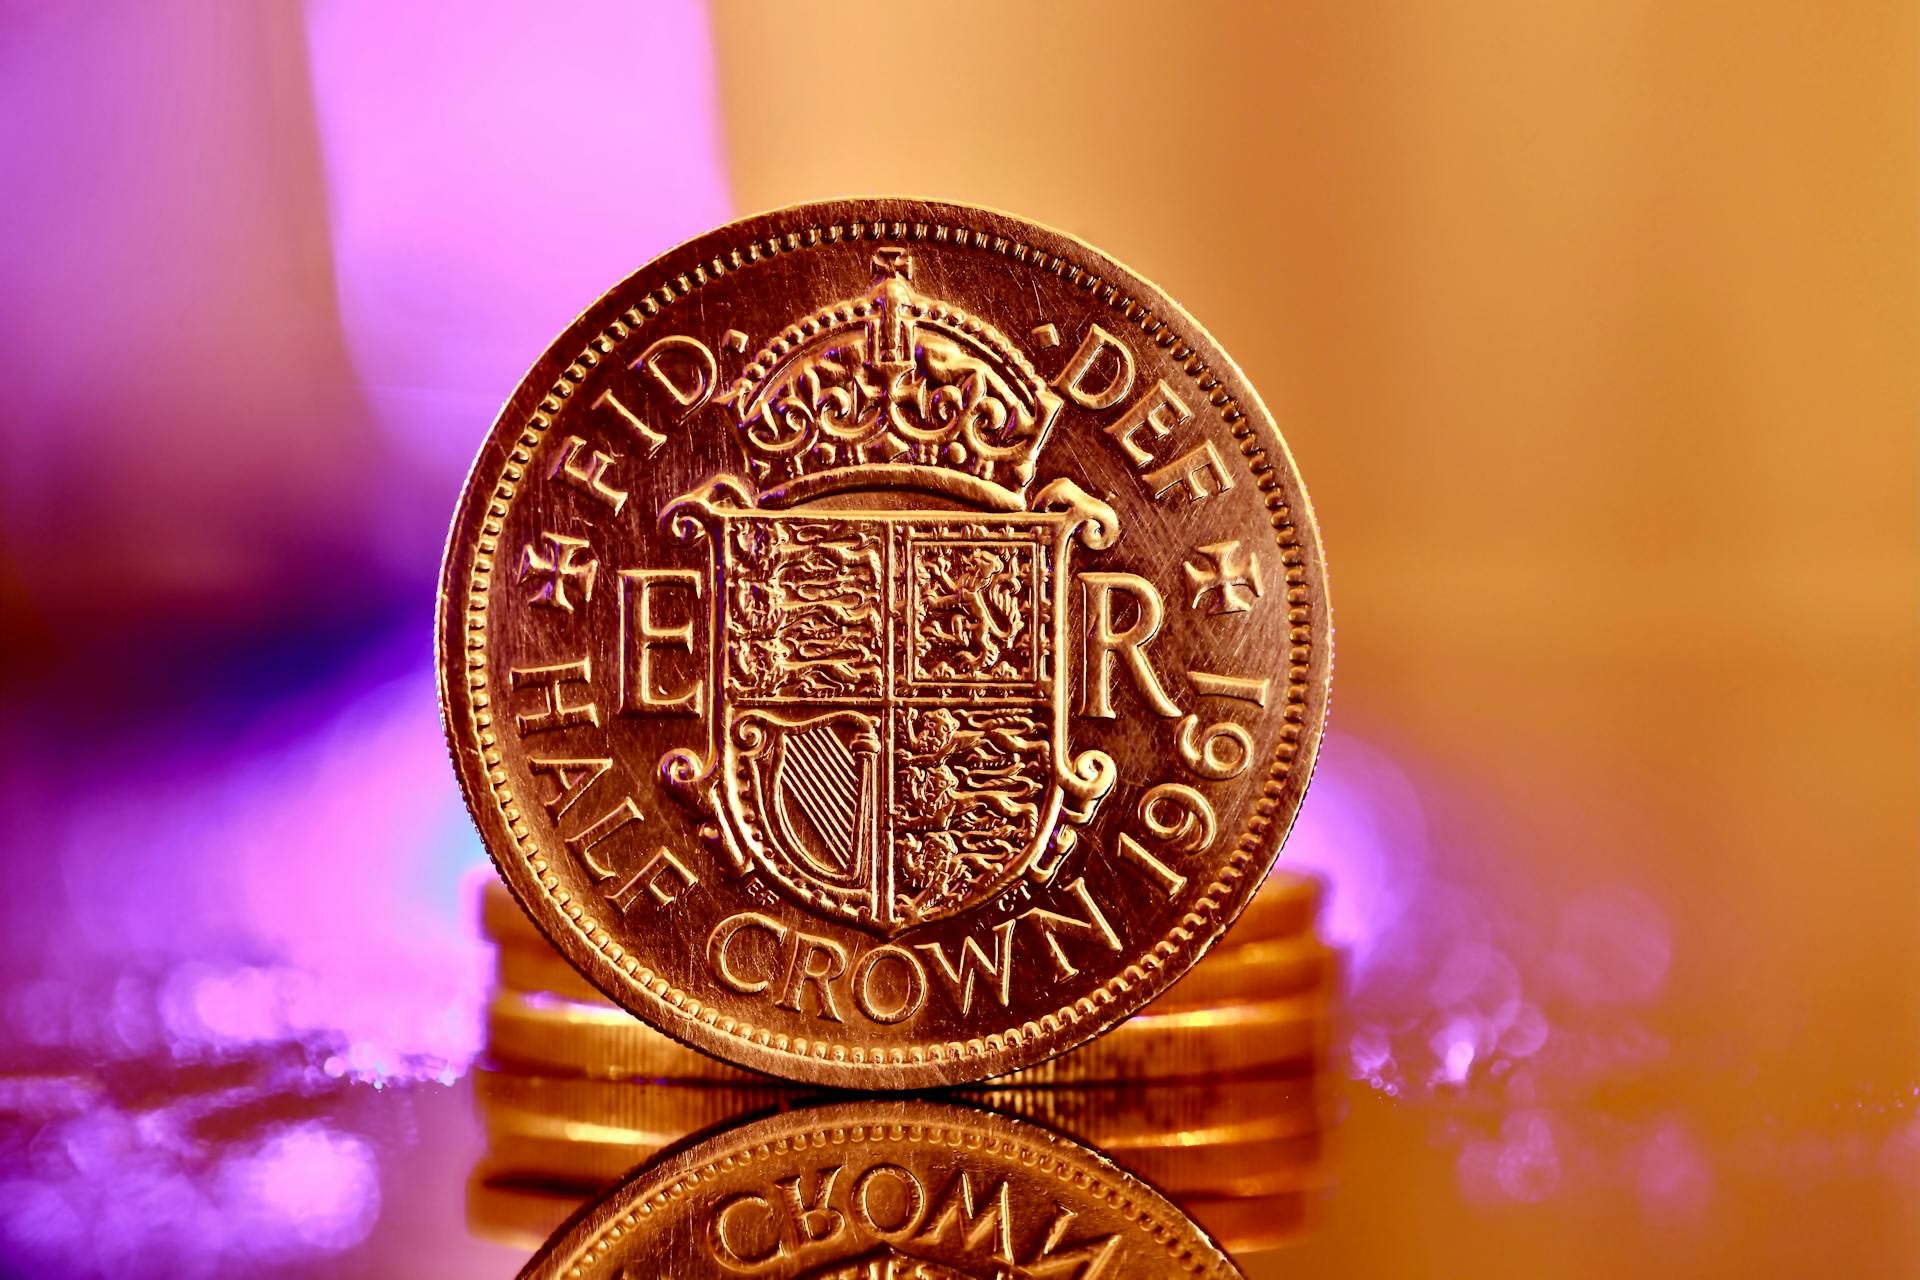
top-left (439, 198), bottom-right (1332, 1088)
top-left (515, 1099), bottom-right (1246, 1278)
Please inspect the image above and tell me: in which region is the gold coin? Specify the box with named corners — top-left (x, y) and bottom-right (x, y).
top-left (988, 995), bottom-right (1326, 1085)
top-left (485, 988), bottom-right (1324, 1085)
top-left (467, 1178), bottom-right (571, 1253)
top-left (492, 935), bottom-right (628, 1006)
top-left (473, 1070), bottom-right (797, 1142)
top-left (1182, 1193), bottom-right (1312, 1256)
top-left (472, 1073), bottom-right (1328, 1199)
top-left (478, 1120), bottom-right (1322, 1199)
top-left (958, 1076), bottom-right (1325, 1150)
top-left (1160, 936), bottom-right (1334, 1009)
top-left (1221, 870), bottom-right (1325, 943)
top-left (467, 1175), bottom-right (1309, 1261)
top-left (485, 993), bottom-right (765, 1083)
top-left (467, 1177), bottom-right (582, 1253)
top-left (513, 1098), bottom-right (1246, 1277)
top-left (439, 198), bottom-right (1332, 1089)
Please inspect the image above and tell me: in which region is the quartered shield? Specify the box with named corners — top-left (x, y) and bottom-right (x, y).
top-left (658, 250), bottom-right (1120, 933)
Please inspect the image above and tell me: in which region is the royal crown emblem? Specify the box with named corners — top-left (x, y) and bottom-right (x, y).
top-left (658, 251), bottom-right (1122, 934)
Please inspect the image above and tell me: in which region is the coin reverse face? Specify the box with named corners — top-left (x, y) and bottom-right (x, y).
top-left (439, 198), bottom-right (1331, 1087)
top-left (515, 1099), bottom-right (1246, 1278)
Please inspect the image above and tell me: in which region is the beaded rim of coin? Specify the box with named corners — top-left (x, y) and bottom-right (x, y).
top-left (439, 197), bottom-right (1331, 1088)
top-left (514, 1097), bottom-right (1246, 1278)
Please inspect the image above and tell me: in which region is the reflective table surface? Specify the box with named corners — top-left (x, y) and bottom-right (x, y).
top-left (2, 644), bottom-right (1915, 1276)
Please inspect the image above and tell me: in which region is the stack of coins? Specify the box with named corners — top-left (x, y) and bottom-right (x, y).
top-left (471, 871), bottom-right (1336, 1258)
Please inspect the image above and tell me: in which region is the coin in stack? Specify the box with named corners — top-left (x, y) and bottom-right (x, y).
top-left (468, 1177), bottom-right (577, 1254)
top-left (440, 198), bottom-right (1331, 1089)
top-left (485, 986), bottom-right (1325, 1085)
top-left (1182, 1193), bottom-right (1313, 1257)
top-left (955, 1074), bottom-right (1324, 1147)
top-left (512, 1098), bottom-right (1246, 1277)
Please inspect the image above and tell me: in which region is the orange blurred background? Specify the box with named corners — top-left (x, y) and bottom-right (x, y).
top-left (0, 3), bottom-right (1913, 1276)
top-left (709, 6), bottom-right (1919, 1270)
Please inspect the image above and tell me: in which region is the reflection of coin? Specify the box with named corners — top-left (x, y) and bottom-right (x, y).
top-left (469, 1177), bottom-right (1307, 1259)
top-left (439, 198), bottom-right (1332, 1089)
top-left (515, 1098), bottom-right (1245, 1277)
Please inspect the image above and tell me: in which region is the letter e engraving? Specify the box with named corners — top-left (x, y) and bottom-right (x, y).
top-left (618, 569), bottom-right (705, 716)
top-left (1105, 378), bottom-right (1191, 466)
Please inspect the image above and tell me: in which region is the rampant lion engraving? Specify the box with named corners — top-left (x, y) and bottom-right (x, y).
top-left (911, 541), bottom-right (1033, 682)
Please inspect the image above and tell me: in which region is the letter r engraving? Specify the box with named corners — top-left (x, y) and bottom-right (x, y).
top-left (1077, 572), bottom-right (1180, 719)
